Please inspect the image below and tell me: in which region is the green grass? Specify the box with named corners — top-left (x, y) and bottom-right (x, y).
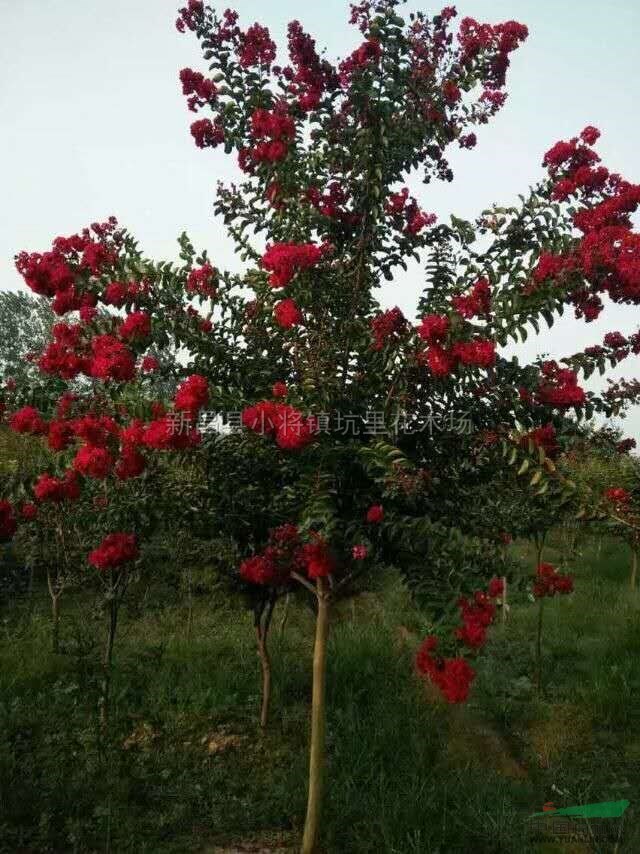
top-left (1, 534), bottom-right (639, 852)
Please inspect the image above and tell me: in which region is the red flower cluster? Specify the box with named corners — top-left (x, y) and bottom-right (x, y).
top-left (88, 533), bottom-right (139, 572)
top-left (179, 67), bottom-right (216, 112)
top-left (72, 444), bottom-right (114, 480)
top-left (90, 335), bottom-right (136, 383)
top-left (416, 577), bottom-right (504, 703)
top-left (242, 400), bottom-right (317, 451)
top-left (533, 563), bottom-right (574, 598)
top-left (9, 406), bottom-right (48, 436)
top-left (186, 264), bottom-right (218, 298)
top-left (385, 188), bottom-right (436, 235)
top-left (0, 500), bottom-right (17, 542)
top-left (534, 129), bottom-right (640, 319)
top-left (261, 242), bottom-right (326, 287)
top-left (420, 338), bottom-right (496, 377)
top-left (522, 423), bottom-right (559, 459)
top-left (457, 18), bottom-right (528, 87)
top-left (370, 307), bottom-right (407, 351)
top-left (286, 21), bottom-right (337, 112)
top-left (238, 23), bottom-right (276, 68)
top-left (415, 637), bottom-right (476, 704)
top-left (247, 108), bottom-right (296, 165)
top-left (33, 470), bottom-right (80, 503)
top-left (174, 374), bottom-right (209, 414)
top-left (175, 0), bottom-right (204, 34)
top-left (366, 504), bottom-right (384, 524)
top-left (141, 416), bottom-right (201, 451)
top-left (119, 311), bottom-right (151, 342)
top-left (16, 221), bottom-right (118, 306)
top-left (190, 118), bottom-right (225, 149)
top-left (274, 298), bottom-right (303, 329)
top-left (452, 278), bottom-right (491, 318)
top-left (536, 362), bottom-right (586, 409)
top-left (455, 586), bottom-right (500, 649)
top-left (417, 314), bottom-right (450, 344)
top-left (239, 525), bottom-right (336, 585)
top-left (339, 38), bottom-right (381, 83)
top-left (272, 381), bottom-right (288, 398)
top-left (604, 487), bottom-right (631, 507)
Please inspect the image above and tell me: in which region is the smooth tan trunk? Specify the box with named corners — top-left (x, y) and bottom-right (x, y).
top-left (256, 625), bottom-right (272, 729)
top-left (301, 580), bottom-right (330, 854)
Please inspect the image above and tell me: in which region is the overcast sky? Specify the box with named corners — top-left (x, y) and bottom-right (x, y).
top-left (1, 0), bottom-right (639, 437)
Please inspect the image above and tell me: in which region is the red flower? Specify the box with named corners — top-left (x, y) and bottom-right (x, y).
top-left (190, 118), bottom-right (225, 149)
top-left (33, 471), bottom-right (80, 503)
top-left (272, 381), bottom-right (288, 398)
top-left (47, 419), bottom-right (74, 452)
top-left (296, 536), bottom-right (335, 579)
top-left (533, 562), bottom-right (574, 597)
top-left (242, 401), bottom-right (279, 435)
top-left (115, 445), bottom-right (146, 480)
top-left (141, 356), bottom-right (159, 373)
top-left (72, 414), bottom-right (118, 447)
top-left (119, 311), bottom-right (151, 341)
top-left (174, 374), bottom-right (209, 413)
top-left (90, 335), bottom-right (136, 382)
top-left (275, 410), bottom-right (317, 451)
top-left (73, 445), bottom-right (114, 479)
top-left (488, 577), bottom-right (505, 598)
top-left (370, 307), bottom-right (407, 350)
top-left (0, 501), bottom-right (17, 542)
top-left (455, 620), bottom-right (487, 649)
top-left (20, 502), bottom-right (38, 521)
top-left (274, 299), bottom-right (303, 329)
top-left (239, 23), bottom-right (276, 68)
top-left (9, 406), bottom-right (48, 435)
top-left (88, 533), bottom-right (139, 572)
top-left (425, 344), bottom-right (454, 377)
top-left (604, 487), bottom-right (631, 506)
top-left (186, 264), bottom-right (218, 298)
top-left (261, 242), bottom-right (325, 287)
top-left (366, 504), bottom-right (384, 524)
top-left (142, 416), bottom-right (201, 451)
top-left (239, 554), bottom-right (279, 585)
top-left (103, 282), bottom-right (128, 307)
top-left (417, 314), bottom-right (450, 344)
top-left (352, 545), bottom-right (368, 560)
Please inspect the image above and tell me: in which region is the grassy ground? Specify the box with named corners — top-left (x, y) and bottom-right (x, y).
top-left (1, 534), bottom-right (639, 853)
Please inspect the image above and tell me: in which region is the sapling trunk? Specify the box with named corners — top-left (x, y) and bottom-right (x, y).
top-left (502, 576), bottom-right (508, 623)
top-left (631, 548), bottom-right (638, 592)
top-left (535, 598), bottom-right (545, 697)
top-left (279, 592), bottom-right (291, 637)
top-left (256, 598), bottom-right (275, 729)
top-left (99, 595), bottom-right (119, 731)
top-left (46, 567), bottom-right (61, 654)
top-left (302, 578), bottom-right (330, 854)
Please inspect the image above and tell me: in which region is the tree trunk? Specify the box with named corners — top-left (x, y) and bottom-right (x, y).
top-left (279, 592), bottom-right (291, 637)
top-left (99, 597), bottom-right (119, 730)
top-left (256, 599), bottom-right (275, 729)
top-left (302, 579), bottom-right (330, 854)
top-left (501, 576), bottom-right (508, 624)
top-left (46, 568), bottom-right (61, 654)
top-left (535, 598), bottom-right (545, 698)
top-left (631, 548), bottom-right (638, 592)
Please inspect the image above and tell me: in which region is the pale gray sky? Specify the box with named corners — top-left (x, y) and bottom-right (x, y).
top-left (1, 0), bottom-right (639, 437)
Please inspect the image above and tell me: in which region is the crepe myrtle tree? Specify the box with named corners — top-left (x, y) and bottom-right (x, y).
top-left (563, 428), bottom-right (640, 589)
top-left (180, 1), bottom-right (639, 846)
top-left (2, 1), bottom-right (640, 850)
